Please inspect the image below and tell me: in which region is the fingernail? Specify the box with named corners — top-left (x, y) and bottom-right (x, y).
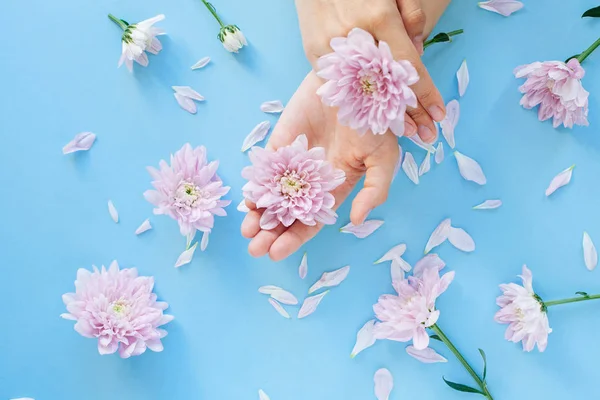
top-left (404, 121), bottom-right (416, 136)
top-left (418, 125), bottom-right (436, 143)
top-left (428, 105), bottom-right (446, 122)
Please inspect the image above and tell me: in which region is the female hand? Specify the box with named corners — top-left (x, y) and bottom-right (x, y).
top-left (295, 0), bottom-right (446, 143)
top-left (241, 72), bottom-right (399, 261)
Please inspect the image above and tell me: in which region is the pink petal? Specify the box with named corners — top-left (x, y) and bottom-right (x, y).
top-left (308, 265), bottom-right (350, 294)
top-left (407, 135), bottom-right (436, 152)
top-left (172, 86), bottom-right (204, 101)
top-left (270, 289), bottom-right (299, 305)
top-left (340, 220), bottom-right (384, 238)
top-left (392, 144), bottom-right (403, 181)
top-left (391, 259), bottom-right (408, 281)
top-left (440, 100), bottom-right (459, 149)
top-left (448, 226), bottom-right (476, 252)
top-left (241, 121), bottom-right (271, 152)
top-left (425, 218), bottom-right (451, 254)
top-left (479, 0), bottom-right (524, 17)
top-left (297, 290), bottom-right (329, 319)
top-left (545, 165), bottom-right (575, 196)
top-left (351, 319), bottom-right (377, 358)
top-left (418, 152), bottom-right (431, 176)
top-left (268, 298), bottom-right (290, 319)
top-left (374, 244), bottom-right (407, 264)
top-left (135, 219), bottom-right (152, 235)
top-left (406, 346), bottom-right (448, 363)
top-left (454, 151), bottom-right (487, 185)
top-left (260, 100), bottom-right (285, 114)
top-left (258, 285), bottom-right (283, 295)
top-left (402, 152), bottom-right (419, 184)
top-left (108, 200), bottom-right (119, 223)
top-left (258, 389), bottom-right (271, 400)
top-left (62, 132), bottom-right (96, 154)
top-left (174, 93), bottom-right (197, 114)
top-left (174, 242), bottom-right (198, 268)
top-left (237, 199), bottom-right (250, 212)
top-left (200, 231), bottom-right (209, 251)
top-left (191, 56), bottom-right (211, 70)
top-left (374, 368), bottom-right (394, 400)
top-left (392, 257), bottom-right (412, 273)
top-left (457, 60), bottom-right (469, 97)
top-left (299, 252), bottom-right (308, 279)
top-left (413, 253), bottom-right (446, 278)
top-left (435, 142), bottom-right (444, 164)
top-left (473, 199), bottom-right (502, 210)
top-left (583, 231), bottom-right (598, 271)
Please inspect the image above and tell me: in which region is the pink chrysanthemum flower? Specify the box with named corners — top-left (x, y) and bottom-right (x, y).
top-left (242, 134), bottom-right (345, 230)
top-left (144, 143), bottom-right (231, 238)
top-left (495, 265), bottom-right (552, 352)
top-left (61, 261), bottom-right (174, 358)
top-left (373, 264), bottom-right (454, 350)
top-left (514, 59), bottom-right (589, 128)
top-left (316, 28), bottom-right (419, 136)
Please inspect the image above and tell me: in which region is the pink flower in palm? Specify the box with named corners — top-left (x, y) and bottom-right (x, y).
top-left (316, 28), bottom-right (419, 136)
top-left (242, 134), bottom-right (345, 230)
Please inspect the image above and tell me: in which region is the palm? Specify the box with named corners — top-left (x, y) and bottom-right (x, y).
top-left (242, 71), bottom-right (399, 261)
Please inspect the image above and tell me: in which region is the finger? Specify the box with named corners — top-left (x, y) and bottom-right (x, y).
top-left (248, 224), bottom-right (287, 258)
top-left (269, 222), bottom-right (321, 262)
top-left (241, 209), bottom-right (262, 238)
top-left (407, 103), bottom-right (439, 143)
top-left (350, 148), bottom-right (399, 225)
top-left (404, 114), bottom-right (417, 137)
top-left (245, 200), bottom-right (256, 210)
top-left (397, 0), bottom-right (426, 55)
top-left (374, 15), bottom-right (446, 124)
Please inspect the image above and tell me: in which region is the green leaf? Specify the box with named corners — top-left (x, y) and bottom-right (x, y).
top-left (576, 291), bottom-right (589, 297)
top-left (582, 6), bottom-right (600, 18)
top-left (430, 334), bottom-right (442, 342)
top-left (432, 32), bottom-right (451, 43)
top-left (479, 348), bottom-right (487, 382)
top-left (442, 377), bottom-right (484, 395)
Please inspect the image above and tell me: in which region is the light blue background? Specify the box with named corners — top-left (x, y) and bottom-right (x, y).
top-left (1, 0), bottom-right (600, 399)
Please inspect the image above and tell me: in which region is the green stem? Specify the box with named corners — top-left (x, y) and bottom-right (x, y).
top-left (430, 324), bottom-right (493, 400)
top-left (200, 0), bottom-right (225, 27)
top-left (545, 293), bottom-right (600, 307)
top-left (108, 13), bottom-right (128, 30)
top-left (423, 29), bottom-right (464, 49)
top-left (577, 37), bottom-right (600, 64)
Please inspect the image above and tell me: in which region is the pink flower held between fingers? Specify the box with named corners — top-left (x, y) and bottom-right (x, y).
top-left (373, 264), bottom-right (455, 350)
top-left (242, 134), bottom-right (346, 230)
top-left (514, 59), bottom-right (589, 129)
top-left (495, 265), bottom-right (552, 352)
top-left (144, 143), bottom-right (231, 237)
top-left (61, 261), bottom-right (174, 358)
top-left (316, 28), bottom-right (419, 137)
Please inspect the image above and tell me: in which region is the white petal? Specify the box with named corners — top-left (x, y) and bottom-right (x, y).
top-left (135, 219), bottom-right (152, 235)
top-left (374, 244), bottom-right (407, 264)
top-left (201, 231), bottom-right (209, 251)
top-left (418, 152), bottom-right (431, 176)
top-left (237, 199), bottom-right (250, 212)
top-left (545, 165), bottom-right (575, 196)
top-left (392, 144), bottom-right (403, 181)
top-left (406, 346), bottom-right (448, 363)
top-left (392, 257), bottom-right (412, 273)
top-left (440, 100), bottom-right (459, 149)
top-left (172, 86), bottom-right (205, 101)
top-left (583, 231), bottom-right (598, 271)
top-left (473, 199), bottom-right (502, 210)
top-left (191, 56), bottom-right (211, 70)
top-left (407, 135), bottom-right (436, 152)
top-left (174, 242), bottom-right (198, 268)
top-left (108, 200), bottom-right (119, 223)
top-left (478, 0), bottom-right (524, 17)
top-left (340, 220), bottom-right (384, 238)
top-left (391, 260), bottom-right (406, 282)
top-left (457, 59), bottom-right (469, 97)
top-left (298, 290), bottom-right (329, 319)
top-left (60, 313), bottom-right (77, 320)
top-left (350, 319), bottom-right (377, 358)
top-left (308, 265), bottom-right (350, 294)
top-left (258, 389), bottom-right (271, 400)
top-left (448, 226), bottom-right (476, 252)
top-left (374, 368), bottom-right (394, 400)
top-left (402, 152), bottom-right (419, 184)
top-left (241, 121), bottom-right (271, 152)
top-left (425, 218), bottom-right (451, 254)
top-left (435, 142), bottom-right (444, 164)
top-left (258, 285), bottom-right (283, 295)
top-left (62, 132), bottom-right (96, 154)
top-left (270, 289), bottom-right (299, 305)
top-left (186, 231), bottom-right (196, 249)
top-left (455, 151), bottom-right (487, 185)
top-left (260, 100), bottom-right (285, 114)
top-left (268, 298), bottom-right (290, 319)
top-left (174, 93), bottom-right (197, 114)
top-left (299, 252), bottom-right (308, 279)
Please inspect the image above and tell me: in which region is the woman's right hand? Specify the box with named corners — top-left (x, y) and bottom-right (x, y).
top-left (295, 0), bottom-right (445, 143)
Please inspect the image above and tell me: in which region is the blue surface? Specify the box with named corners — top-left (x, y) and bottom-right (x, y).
top-left (2, 0), bottom-right (600, 399)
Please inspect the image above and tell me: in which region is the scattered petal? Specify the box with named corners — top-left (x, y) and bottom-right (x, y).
top-left (392, 144), bottom-right (403, 181)
top-left (241, 121), bottom-right (271, 152)
top-left (135, 219), bottom-right (152, 235)
top-left (299, 252), bottom-right (308, 279)
top-left (374, 244), bottom-right (407, 264)
top-left (583, 231), bottom-right (598, 271)
top-left (391, 259), bottom-right (407, 282)
top-left (237, 199), bottom-right (250, 212)
top-left (186, 231), bottom-right (196, 249)
top-left (413, 253), bottom-right (446, 278)
top-left (435, 142), bottom-right (444, 164)
top-left (402, 152), bottom-right (419, 184)
top-left (457, 59), bottom-right (469, 97)
top-left (340, 220), bottom-right (384, 238)
top-left (270, 289), bottom-right (299, 305)
top-left (298, 290), bottom-right (329, 319)
top-left (374, 368), bottom-right (394, 400)
top-left (448, 226), bottom-right (476, 252)
top-left (191, 56), bottom-right (211, 70)
top-left (440, 100), bottom-right (459, 149)
top-left (258, 389), bottom-right (271, 400)
top-left (108, 200), bottom-right (119, 223)
top-left (351, 319), bottom-right (377, 358)
top-left (60, 313), bottom-right (77, 320)
top-left (407, 135), bottom-right (436, 152)
top-left (455, 151), bottom-right (487, 185)
top-left (425, 218), bottom-right (451, 254)
top-left (406, 346), bottom-right (448, 363)
top-left (172, 86), bottom-right (205, 101)
top-left (545, 165), bottom-right (575, 197)
top-left (473, 199), bottom-right (502, 210)
top-left (174, 242), bottom-right (198, 268)
top-left (258, 285), bottom-right (283, 295)
top-left (478, 0), bottom-right (524, 16)
top-left (392, 257), bottom-right (412, 273)
top-left (260, 100), bottom-right (285, 114)
top-left (268, 298), bottom-right (290, 319)
top-left (174, 93), bottom-right (197, 114)
top-left (62, 132), bottom-right (96, 154)
top-left (419, 152), bottom-right (431, 176)
top-left (309, 265), bottom-right (350, 294)
top-left (201, 231), bottom-right (210, 251)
